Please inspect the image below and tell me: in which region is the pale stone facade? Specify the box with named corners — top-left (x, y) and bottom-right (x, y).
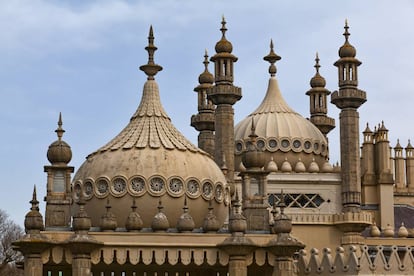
top-left (13, 19), bottom-right (414, 276)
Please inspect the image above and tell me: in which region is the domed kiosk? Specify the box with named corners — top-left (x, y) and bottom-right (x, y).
top-left (72, 27), bottom-right (229, 229)
top-left (234, 41), bottom-right (329, 173)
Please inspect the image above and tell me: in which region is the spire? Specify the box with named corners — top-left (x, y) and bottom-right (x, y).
top-left (177, 196), bottom-right (195, 232)
top-left (315, 52), bottom-right (320, 73)
top-left (30, 185), bottom-right (39, 212)
top-left (248, 117), bottom-right (258, 141)
top-left (344, 19), bottom-right (350, 42)
top-left (139, 25), bottom-right (163, 80)
top-left (151, 199), bottom-right (169, 232)
top-left (263, 39), bottom-right (281, 77)
top-left (220, 15), bottom-right (227, 39)
top-left (24, 185), bottom-right (44, 233)
top-left (55, 112), bottom-right (65, 141)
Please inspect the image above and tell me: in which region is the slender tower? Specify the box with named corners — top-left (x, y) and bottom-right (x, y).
top-left (191, 50), bottom-right (215, 157)
top-left (207, 17), bottom-right (242, 185)
top-left (306, 53), bottom-right (335, 138)
top-left (44, 113), bottom-right (74, 228)
top-left (331, 21), bottom-right (366, 213)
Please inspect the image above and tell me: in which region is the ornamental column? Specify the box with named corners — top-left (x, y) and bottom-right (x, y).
top-left (207, 17), bottom-right (242, 187)
top-left (331, 21), bottom-right (366, 213)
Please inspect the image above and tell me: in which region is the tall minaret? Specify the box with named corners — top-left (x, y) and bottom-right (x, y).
top-left (331, 21), bottom-right (366, 213)
top-left (207, 17), bottom-right (242, 186)
top-left (44, 113), bottom-right (74, 228)
top-left (191, 50), bottom-right (215, 157)
top-left (306, 53), bottom-right (335, 138)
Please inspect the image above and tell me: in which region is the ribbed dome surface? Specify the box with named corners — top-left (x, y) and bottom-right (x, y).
top-left (235, 77), bottom-right (328, 171)
top-left (72, 79), bottom-right (229, 229)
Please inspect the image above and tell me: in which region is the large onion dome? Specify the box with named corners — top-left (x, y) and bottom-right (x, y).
top-left (234, 41), bottom-right (328, 172)
top-left (72, 27), bottom-right (229, 229)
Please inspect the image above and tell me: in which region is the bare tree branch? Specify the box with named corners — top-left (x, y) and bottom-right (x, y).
top-left (0, 209), bottom-right (23, 276)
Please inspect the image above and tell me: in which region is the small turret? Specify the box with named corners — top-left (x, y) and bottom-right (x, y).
top-left (44, 113), bottom-right (74, 229)
top-left (24, 186), bottom-right (44, 234)
top-left (306, 53), bottom-right (335, 138)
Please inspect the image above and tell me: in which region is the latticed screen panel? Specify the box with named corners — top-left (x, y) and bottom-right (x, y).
top-left (268, 193), bottom-right (325, 208)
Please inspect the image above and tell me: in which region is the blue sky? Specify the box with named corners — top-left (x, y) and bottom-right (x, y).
top-left (1, 0), bottom-right (414, 225)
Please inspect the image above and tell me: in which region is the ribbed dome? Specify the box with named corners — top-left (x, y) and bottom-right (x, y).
top-left (72, 28), bottom-right (229, 230)
top-left (339, 42), bottom-right (356, 58)
top-left (235, 77), bottom-right (328, 171)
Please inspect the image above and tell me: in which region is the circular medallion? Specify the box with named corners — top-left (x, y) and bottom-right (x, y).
top-left (148, 176), bottom-right (166, 195)
top-left (215, 183), bottom-right (224, 203)
top-left (201, 181), bottom-right (214, 200)
top-left (83, 180), bottom-right (94, 200)
top-left (167, 177), bottom-right (184, 197)
top-left (111, 177), bottom-right (127, 196)
top-left (129, 176), bottom-right (146, 196)
top-left (73, 182), bottom-right (81, 200)
top-left (95, 178), bottom-right (109, 198)
top-left (257, 139), bottom-right (265, 149)
top-left (235, 141), bottom-right (243, 154)
top-left (186, 179), bottom-right (200, 198)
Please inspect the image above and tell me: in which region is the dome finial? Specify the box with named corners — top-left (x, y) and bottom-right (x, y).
top-left (31, 185), bottom-right (39, 211)
top-left (139, 25), bottom-right (163, 80)
top-left (55, 112), bottom-right (65, 141)
top-left (278, 189), bottom-right (287, 214)
top-left (314, 52), bottom-right (320, 74)
top-left (249, 117), bottom-right (258, 141)
top-left (220, 15), bottom-right (227, 38)
top-left (263, 39), bottom-right (281, 77)
top-left (344, 19), bottom-right (350, 42)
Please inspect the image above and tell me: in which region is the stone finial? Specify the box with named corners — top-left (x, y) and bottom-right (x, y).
top-left (263, 39), bottom-right (281, 77)
top-left (100, 199), bottom-right (117, 231)
top-left (203, 200), bottom-right (220, 232)
top-left (370, 222), bottom-right (381, 237)
top-left (228, 190), bottom-right (247, 234)
top-left (125, 199), bottom-right (143, 232)
top-left (139, 25), bottom-right (163, 80)
top-left (151, 199), bottom-right (169, 232)
top-left (338, 19), bottom-right (356, 58)
top-left (382, 224), bottom-right (395, 237)
top-left (176, 197), bottom-right (195, 232)
top-left (398, 222), bottom-right (408, 238)
top-left (294, 158), bottom-right (306, 173)
top-left (266, 157), bottom-right (278, 173)
top-left (281, 158), bottom-right (292, 172)
top-left (214, 16), bottom-right (233, 53)
top-left (47, 113), bottom-right (72, 165)
top-left (310, 53), bottom-right (327, 88)
top-left (24, 185), bottom-right (44, 233)
top-left (308, 158), bottom-right (320, 173)
top-left (198, 50), bottom-right (214, 84)
top-left (273, 190), bottom-right (292, 234)
top-left (72, 192), bottom-right (91, 233)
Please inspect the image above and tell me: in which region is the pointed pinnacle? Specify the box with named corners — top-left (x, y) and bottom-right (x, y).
top-left (314, 52), bottom-right (321, 73)
top-left (263, 39), bottom-right (281, 77)
top-left (55, 112), bottom-right (65, 141)
top-left (30, 185), bottom-right (39, 211)
top-left (343, 19), bottom-right (350, 41)
top-left (203, 49), bottom-right (209, 70)
top-left (139, 25), bottom-right (163, 80)
top-left (220, 16), bottom-right (227, 37)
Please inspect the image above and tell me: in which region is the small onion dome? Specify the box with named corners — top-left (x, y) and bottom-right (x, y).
top-left (339, 21), bottom-right (356, 58)
top-left (100, 200), bottom-right (117, 231)
top-left (24, 186), bottom-right (44, 234)
top-left (72, 194), bottom-right (91, 233)
top-left (273, 191), bottom-right (292, 234)
top-left (294, 158), bottom-right (306, 173)
top-left (203, 200), bottom-right (220, 232)
top-left (281, 158), bottom-right (292, 172)
top-left (176, 197), bottom-right (195, 232)
top-left (308, 158), bottom-right (320, 173)
top-left (321, 160), bottom-right (333, 173)
top-left (47, 113), bottom-right (72, 165)
top-left (310, 53), bottom-right (326, 88)
top-left (198, 50), bottom-right (214, 84)
top-left (242, 119), bottom-right (266, 171)
top-left (398, 223), bottom-right (409, 238)
top-left (125, 199), bottom-right (143, 232)
top-left (382, 224), bottom-right (395, 237)
top-left (228, 192), bottom-right (247, 233)
top-left (151, 200), bottom-right (169, 232)
top-left (370, 222), bottom-right (381, 237)
top-left (215, 17), bottom-right (233, 53)
top-left (266, 157), bottom-right (278, 173)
